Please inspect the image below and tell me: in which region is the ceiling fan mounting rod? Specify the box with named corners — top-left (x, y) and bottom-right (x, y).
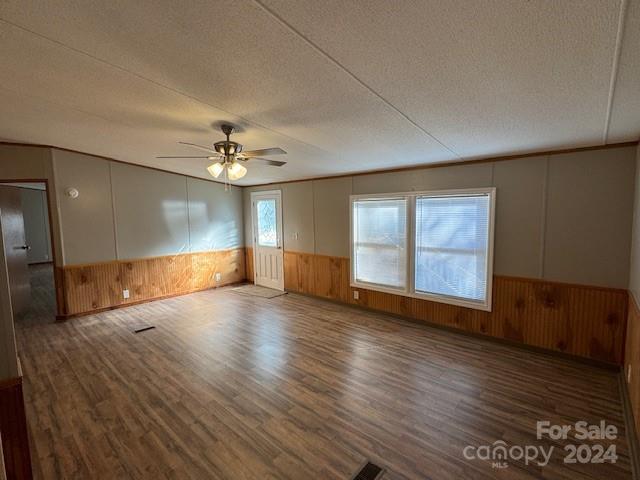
top-left (221, 124), bottom-right (234, 140)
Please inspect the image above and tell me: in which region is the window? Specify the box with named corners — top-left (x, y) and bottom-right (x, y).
top-left (415, 194), bottom-right (490, 302)
top-left (350, 188), bottom-right (495, 311)
top-left (352, 197), bottom-right (407, 289)
top-left (256, 199), bottom-right (277, 247)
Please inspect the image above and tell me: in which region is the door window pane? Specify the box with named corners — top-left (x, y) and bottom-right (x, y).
top-left (257, 199), bottom-right (277, 247)
top-left (415, 194), bottom-right (490, 302)
top-left (352, 198), bottom-right (407, 288)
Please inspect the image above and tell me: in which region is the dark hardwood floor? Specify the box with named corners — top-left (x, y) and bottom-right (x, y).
top-left (16, 263), bottom-right (56, 327)
top-left (14, 282), bottom-right (632, 479)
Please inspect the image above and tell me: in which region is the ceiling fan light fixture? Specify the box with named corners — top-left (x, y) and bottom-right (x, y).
top-left (207, 162), bottom-right (224, 178)
top-left (158, 124), bottom-right (286, 185)
top-left (227, 161), bottom-right (247, 180)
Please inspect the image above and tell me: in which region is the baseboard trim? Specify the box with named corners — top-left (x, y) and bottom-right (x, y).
top-left (287, 289), bottom-right (621, 372)
top-left (619, 370), bottom-right (640, 479)
top-left (56, 281), bottom-right (246, 320)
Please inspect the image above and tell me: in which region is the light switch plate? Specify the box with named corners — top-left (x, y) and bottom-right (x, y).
top-left (123, 289), bottom-right (130, 299)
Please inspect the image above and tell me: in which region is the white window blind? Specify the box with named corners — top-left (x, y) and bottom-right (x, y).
top-left (352, 198), bottom-right (407, 289)
top-left (414, 194), bottom-right (490, 302)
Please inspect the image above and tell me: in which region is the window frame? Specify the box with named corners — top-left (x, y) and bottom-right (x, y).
top-left (349, 187), bottom-right (496, 312)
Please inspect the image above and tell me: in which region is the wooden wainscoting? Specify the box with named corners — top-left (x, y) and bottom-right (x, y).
top-left (246, 248), bottom-right (628, 364)
top-left (58, 248), bottom-right (245, 316)
top-left (0, 376), bottom-right (32, 479)
top-left (244, 247), bottom-right (254, 284)
top-left (625, 294), bottom-right (640, 435)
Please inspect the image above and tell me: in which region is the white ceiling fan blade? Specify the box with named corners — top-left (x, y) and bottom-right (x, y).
top-left (178, 141), bottom-right (218, 154)
top-left (243, 157), bottom-right (287, 167)
top-left (239, 147), bottom-right (286, 158)
top-left (156, 155), bottom-right (214, 159)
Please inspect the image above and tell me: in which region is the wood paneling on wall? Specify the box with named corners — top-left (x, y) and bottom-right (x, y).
top-left (245, 248), bottom-right (254, 284)
top-left (0, 377), bottom-right (32, 480)
top-left (625, 294), bottom-right (640, 435)
top-left (58, 248), bottom-right (245, 316)
top-left (247, 248), bottom-right (628, 364)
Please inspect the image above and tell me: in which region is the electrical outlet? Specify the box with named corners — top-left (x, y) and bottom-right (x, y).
top-left (215, 272), bottom-right (221, 282)
top-left (628, 364), bottom-right (632, 384)
top-left (123, 289), bottom-right (130, 299)
top-left (353, 290), bottom-right (359, 300)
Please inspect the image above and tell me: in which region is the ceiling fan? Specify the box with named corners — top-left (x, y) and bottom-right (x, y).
top-left (157, 124), bottom-right (286, 182)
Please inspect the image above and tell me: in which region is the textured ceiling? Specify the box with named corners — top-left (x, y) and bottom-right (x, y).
top-left (0, 0), bottom-right (638, 185)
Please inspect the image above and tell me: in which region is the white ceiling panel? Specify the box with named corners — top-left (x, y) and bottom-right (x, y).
top-left (0, 23), bottom-right (332, 184)
top-left (258, 0), bottom-right (624, 157)
top-left (0, 0), bottom-right (638, 185)
top-left (0, 0), bottom-right (456, 184)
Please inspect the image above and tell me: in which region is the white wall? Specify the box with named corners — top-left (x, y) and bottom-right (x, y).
top-left (544, 149), bottom-right (635, 287)
top-left (111, 162), bottom-right (190, 259)
top-left (314, 177), bottom-right (352, 257)
top-left (52, 149), bottom-right (244, 265)
top-left (187, 177), bottom-right (243, 253)
top-left (2, 143), bottom-right (636, 289)
top-left (245, 145), bottom-right (637, 289)
top-left (629, 145), bottom-right (640, 302)
top-left (53, 150), bottom-right (117, 265)
top-left (492, 155), bottom-right (547, 278)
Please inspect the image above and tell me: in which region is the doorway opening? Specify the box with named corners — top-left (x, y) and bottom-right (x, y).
top-left (0, 181), bottom-right (56, 326)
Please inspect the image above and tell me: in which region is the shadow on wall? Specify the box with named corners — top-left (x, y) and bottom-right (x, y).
top-left (132, 199), bottom-right (242, 258)
top-left (187, 200), bottom-right (242, 251)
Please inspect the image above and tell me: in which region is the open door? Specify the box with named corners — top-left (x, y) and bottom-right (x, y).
top-left (0, 186), bottom-right (30, 317)
top-left (251, 190), bottom-right (284, 290)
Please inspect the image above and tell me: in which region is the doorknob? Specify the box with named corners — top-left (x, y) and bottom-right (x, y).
top-left (16, 245), bottom-right (30, 250)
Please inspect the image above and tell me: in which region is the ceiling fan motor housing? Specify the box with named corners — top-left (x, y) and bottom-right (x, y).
top-left (214, 140), bottom-right (243, 156)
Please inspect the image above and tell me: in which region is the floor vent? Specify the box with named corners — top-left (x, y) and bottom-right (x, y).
top-left (133, 326), bottom-right (155, 333)
top-left (351, 461), bottom-right (384, 480)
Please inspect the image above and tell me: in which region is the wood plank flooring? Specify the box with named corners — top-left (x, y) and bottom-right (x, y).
top-left (16, 263), bottom-right (56, 327)
top-left (14, 280), bottom-right (633, 479)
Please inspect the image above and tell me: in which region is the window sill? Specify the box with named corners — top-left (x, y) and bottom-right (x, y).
top-left (350, 281), bottom-right (492, 312)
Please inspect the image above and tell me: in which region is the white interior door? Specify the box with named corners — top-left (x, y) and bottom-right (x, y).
top-left (251, 191), bottom-right (284, 290)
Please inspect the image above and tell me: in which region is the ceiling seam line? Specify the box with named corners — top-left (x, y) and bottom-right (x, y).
top-left (603, 0), bottom-right (628, 144)
top-left (0, 17), bottom-right (332, 156)
top-left (0, 84), bottom-right (183, 136)
top-left (250, 0), bottom-right (461, 160)
top-left (0, 85), bottom-right (227, 184)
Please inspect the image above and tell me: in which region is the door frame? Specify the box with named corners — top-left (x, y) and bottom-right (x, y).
top-left (250, 190), bottom-right (284, 290)
top-left (0, 179), bottom-right (61, 318)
